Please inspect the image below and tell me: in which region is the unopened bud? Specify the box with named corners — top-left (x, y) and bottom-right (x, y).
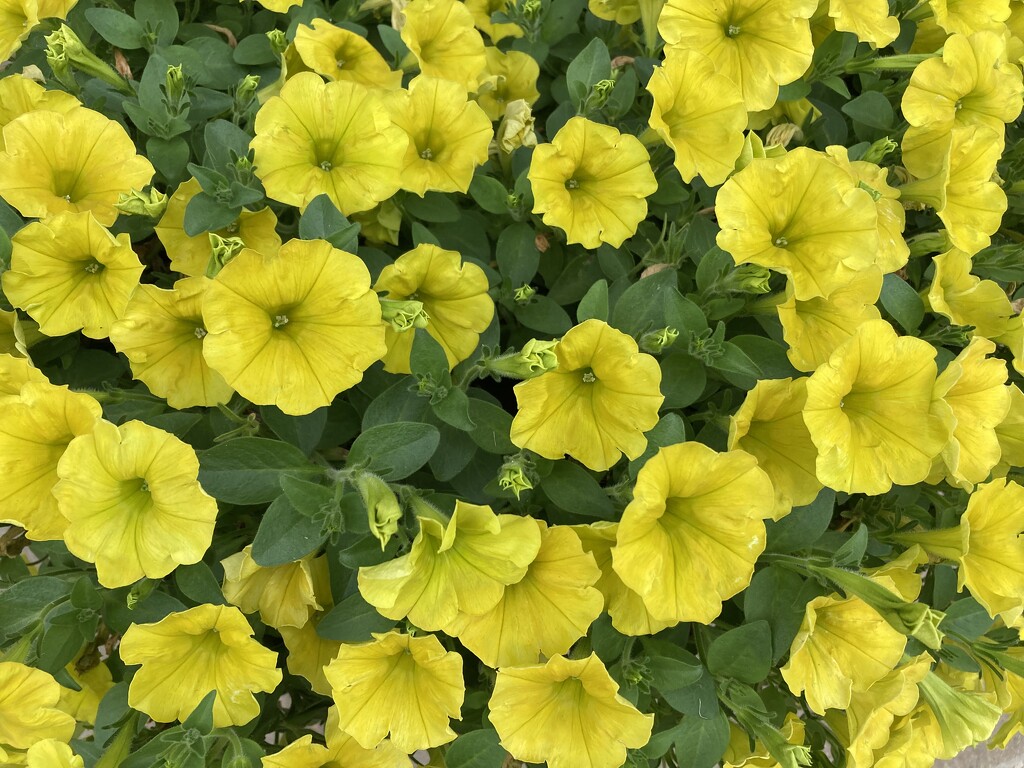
top-left (765, 122), bottom-right (801, 148)
top-left (266, 29), bottom-right (288, 55)
top-left (640, 326), bottom-right (678, 354)
top-left (861, 137), bottom-right (898, 164)
top-left (46, 25), bottom-right (131, 94)
top-left (498, 455), bottom-right (535, 499)
top-left (484, 338), bottom-right (559, 380)
top-left (206, 234), bottom-right (245, 278)
top-left (380, 298), bottom-right (430, 332)
top-left (353, 472), bottom-right (403, 550)
top-left (512, 284), bottom-right (536, 304)
top-left (497, 99), bottom-right (537, 154)
top-left (115, 187), bottom-right (169, 219)
top-left (235, 74), bottom-right (260, 109)
top-left (165, 64), bottom-right (188, 108)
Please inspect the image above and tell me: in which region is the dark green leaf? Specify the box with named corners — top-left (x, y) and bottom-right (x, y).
top-left (674, 711), bottom-right (730, 768)
top-left (577, 279), bottom-right (609, 322)
top-left (744, 566), bottom-right (815, 663)
top-left (0, 577), bottom-right (70, 642)
top-left (566, 38), bottom-right (611, 109)
top-left (832, 523), bottom-right (869, 567)
top-left (280, 475), bottom-right (336, 520)
top-left (183, 193), bottom-right (239, 236)
top-left (444, 730), bottom-right (507, 768)
top-left (251, 496), bottom-right (327, 567)
top-left (542, 461), bottom-right (615, 518)
top-left (765, 488), bottom-right (835, 553)
top-left (404, 192), bottom-right (461, 223)
top-left (175, 562), bottom-right (225, 605)
top-left (842, 91), bottom-right (894, 129)
top-left (611, 268), bottom-right (679, 337)
top-left (347, 422), bottom-right (441, 480)
top-left (316, 590), bottom-right (397, 642)
top-left (467, 398), bottom-right (517, 454)
top-left (496, 223), bottom-right (540, 286)
top-left (660, 353), bottom-right (706, 409)
top-left (298, 195), bottom-right (361, 252)
top-left (468, 175), bottom-right (509, 215)
top-left (881, 273), bottom-right (925, 333)
top-left (85, 8), bottom-right (146, 48)
top-left (706, 621), bottom-right (773, 683)
top-left (198, 437), bottom-right (319, 504)
top-left (260, 405), bottom-right (328, 455)
top-left (135, 0), bottom-right (179, 46)
top-left (516, 295), bottom-right (573, 334)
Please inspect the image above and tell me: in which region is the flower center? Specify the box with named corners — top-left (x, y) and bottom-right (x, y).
top-left (83, 260), bottom-right (104, 274)
top-left (565, 178), bottom-right (581, 190)
top-left (194, 326), bottom-right (208, 339)
top-left (773, 236), bottom-right (788, 247)
top-left (273, 314), bottom-right (290, 328)
top-left (726, 24), bottom-right (741, 37)
top-left (954, 99), bottom-right (963, 111)
top-left (335, 57), bottom-right (347, 69)
top-left (419, 148), bottom-right (434, 160)
top-left (140, 480), bottom-right (150, 492)
top-left (581, 370), bottom-right (597, 383)
top-left (319, 160), bottom-right (333, 171)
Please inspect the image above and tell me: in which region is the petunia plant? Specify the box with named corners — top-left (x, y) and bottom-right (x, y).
top-left (0, 0), bottom-right (1023, 767)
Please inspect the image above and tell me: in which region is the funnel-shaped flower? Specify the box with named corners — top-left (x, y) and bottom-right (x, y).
top-left (899, 124), bottom-right (1007, 256)
top-left (0, 662), bottom-right (75, 751)
top-left (928, 0), bottom-right (1011, 36)
top-left (612, 442), bottom-right (774, 624)
top-left (400, 0), bottom-right (486, 90)
top-left (803, 319), bottom-right (950, 495)
top-left (528, 117), bottom-right (657, 249)
top-left (446, 521), bottom-right (603, 667)
top-left (903, 32), bottom-right (1023, 147)
top-left (279, 556), bottom-right (340, 696)
top-left (202, 238), bottom-right (386, 416)
top-left (716, 148), bottom-right (878, 300)
top-left (489, 653), bottom-right (653, 768)
top-left (995, 385), bottom-right (1024, 472)
top-left (221, 546), bottom-right (322, 629)
top-left (658, 0), bottom-right (817, 111)
top-left (777, 267), bottom-right (883, 372)
top-left (926, 248), bottom-right (1018, 338)
top-left (57, 653), bottom-right (113, 725)
top-left (388, 76), bottom-right (492, 196)
top-left (263, 707), bottom-right (409, 768)
top-left (110, 277), bottom-right (233, 409)
top-left (358, 501), bottom-right (541, 632)
top-left (54, 419), bottom-right (218, 588)
top-left (475, 47), bottom-right (539, 120)
top-left (823, 0), bottom-right (900, 46)
top-left (373, 244), bottom-right (493, 374)
top-left (251, 72), bottom-right (406, 214)
top-left (915, 673), bottom-right (1001, 759)
top-left (647, 47), bottom-right (745, 187)
top-left (324, 631), bottom-right (464, 753)
top-left (572, 521), bottom-right (677, 636)
top-left (1, 0), bottom-right (40, 67)
top-left (931, 337), bottom-right (1010, 487)
top-left (4, 211), bottom-right (143, 339)
top-left (781, 593), bottom-right (907, 714)
top-left (510, 319), bottom-right (663, 471)
top-left (728, 377), bottom-right (822, 517)
top-left (0, 107), bottom-right (153, 225)
top-left (293, 19), bottom-right (402, 89)
top-left (119, 604), bottom-right (282, 727)
top-left (0, 75), bottom-right (79, 152)
top-left (154, 178), bottom-right (281, 277)
top-left (0, 382), bottom-right (101, 541)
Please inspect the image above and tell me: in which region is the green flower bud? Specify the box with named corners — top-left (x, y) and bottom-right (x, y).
top-left (164, 64), bottom-right (188, 110)
top-left (729, 264), bottom-right (773, 294)
top-left (513, 284), bottom-right (536, 304)
top-left (353, 472), bottom-right (403, 550)
top-left (45, 25), bottom-right (131, 94)
top-left (266, 29), bottom-right (288, 55)
top-left (639, 326), bottom-right (678, 354)
top-left (115, 187), bottom-right (169, 219)
top-left (380, 298), bottom-right (430, 332)
top-left (861, 137), bottom-right (898, 164)
top-left (498, 455), bottom-right (535, 499)
top-left (484, 339), bottom-right (559, 380)
top-left (236, 74), bottom-right (260, 105)
top-left (205, 234), bottom-right (246, 278)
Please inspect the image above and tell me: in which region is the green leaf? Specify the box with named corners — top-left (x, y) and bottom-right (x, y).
top-left (674, 711), bottom-right (730, 768)
top-left (260, 405), bottom-right (328, 455)
top-left (467, 398), bottom-right (516, 454)
top-left (468, 175), bottom-right (509, 215)
top-left (842, 91), bottom-right (894, 129)
top-left (939, 597), bottom-right (994, 640)
top-left (660, 354), bottom-right (706, 409)
top-left (744, 566), bottom-right (816, 663)
top-left (832, 523), bottom-right (869, 567)
top-left (764, 488), bottom-right (835, 553)
top-left (566, 38), bottom-right (611, 109)
top-left (0, 576), bottom-right (70, 642)
top-left (410, 329), bottom-right (451, 385)
top-left (611, 268), bottom-right (679, 337)
top-left (516, 295), bottom-right (573, 334)
top-left (710, 341), bottom-right (763, 380)
top-left (135, 0), bottom-right (179, 46)
top-left (433, 387), bottom-right (477, 431)
top-left (881, 273), bottom-right (925, 333)
top-left (577, 279), bottom-right (609, 322)
top-left (182, 691), bottom-right (218, 735)
top-left (85, 8), bottom-right (146, 49)
top-left (198, 437), bottom-right (319, 504)
top-left (298, 195), bottom-right (361, 253)
top-left (145, 136), bottom-right (190, 182)
top-left (706, 621), bottom-right (773, 683)
top-left (444, 730), bottom-right (507, 768)
top-left (542, 461), bottom-right (615, 519)
top-left (251, 496), bottom-right (327, 567)
top-left (404, 192), bottom-right (461, 223)
top-left (183, 193), bottom-right (238, 236)
top-left (316, 590), bottom-right (397, 642)
top-left (280, 475), bottom-right (336, 520)
top-left (496, 223), bottom-right (540, 286)
top-left (175, 563), bottom-right (225, 606)
top-left (347, 422), bottom-right (441, 480)
top-left (644, 640), bottom-right (704, 691)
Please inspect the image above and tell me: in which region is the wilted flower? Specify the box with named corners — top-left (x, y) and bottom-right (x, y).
top-left (476, 47), bottom-right (540, 120)
top-left (221, 547), bottom-right (322, 629)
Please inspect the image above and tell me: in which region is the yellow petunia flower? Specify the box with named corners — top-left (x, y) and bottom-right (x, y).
top-left (201, 238), bottom-right (386, 416)
top-left (109, 277), bottom-right (233, 409)
top-left (252, 0), bottom-right (301, 11)
top-left (0, 352), bottom-right (46, 401)
top-left (358, 501), bottom-right (541, 632)
top-left (262, 707), bottom-right (408, 768)
top-left (528, 116), bottom-right (657, 249)
top-left (53, 419), bottom-right (218, 588)
top-left (475, 47), bottom-right (540, 121)
top-left (0, 75), bottom-right (79, 152)
top-left (352, 200), bottom-right (402, 246)
top-left (928, 0), bottom-right (1011, 35)
top-left (723, 713), bottom-right (807, 768)
top-left (154, 178), bottom-right (282, 277)
top-left (221, 546), bottom-right (322, 630)
top-left (489, 653), bottom-right (653, 768)
top-left (388, 76), bottom-right (492, 196)
top-left (0, 309), bottom-right (31, 359)
top-left (446, 521), bottom-right (603, 667)
top-left (251, 72), bottom-right (406, 215)
top-left (324, 630), bottom-right (464, 753)
top-left (899, 124), bottom-right (1007, 256)
top-left (0, 0), bottom-right (39, 64)
top-left (25, 740), bottom-right (83, 768)
top-left (373, 244), bottom-right (493, 374)
top-left (646, 47), bottom-right (747, 187)
top-left (658, 0), bottom-right (818, 112)
top-left (716, 148), bottom-right (878, 301)
top-left (0, 107), bottom-right (153, 226)
top-left (903, 32), bottom-right (1023, 150)
top-left (826, 654), bottom-right (932, 768)
top-left (803, 319), bottom-right (950, 495)
top-left (510, 319), bottom-right (663, 471)
top-left (781, 593), bottom-right (908, 714)
top-left (400, 0), bottom-right (487, 91)
top-left (728, 377), bottom-right (823, 517)
top-left (931, 337), bottom-right (1011, 488)
top-left (3, 211), bottom-right (143, 339)
top-left (926, 247), bottom-right (1018, 339)
top-left (995, 384), bottom-right (1024, 473)
top-left (822, 0), bottom-right (900, 47)
top-left (572, 521), bottom-right (677, 636)
top-left (914, 673), bottom-right (1002, 759)
top-left (279, 557), bottom-right (339, 696)
top-left (0, 662), bottom-right (75, 752)
top-left (465, 0), bottom-right (521, 41)
top-left (293, 19), bottom-right (402, 89)
top-left (119, 604), bottom-right (282, 727)
top-left (612, 442), bottom-right (774, 624)
top-left (57, 654), bottom-right (113, 726)
top-left (898, 478), bottom-right (1024, 626)
top-left (824, 146), bottom-right (909, 274)
top-left (0, 381), bottom-right (101, 541)
top-left (588, 0), bottom-right (640, 24)
top-left (777, 267), bottom-right (883, 372)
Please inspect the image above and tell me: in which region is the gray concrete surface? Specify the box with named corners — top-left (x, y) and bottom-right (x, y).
top-left (935, 730), bottom-right (1024, 768)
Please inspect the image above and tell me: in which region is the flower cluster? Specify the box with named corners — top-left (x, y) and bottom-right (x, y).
top-left (0, 0), bottom-right (1023, 767)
